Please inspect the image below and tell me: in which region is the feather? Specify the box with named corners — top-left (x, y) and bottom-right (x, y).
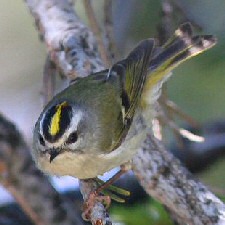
top-left (107, 39), bottom-right (155, 149)
top-left (141, 23), bottom-right (216, 108)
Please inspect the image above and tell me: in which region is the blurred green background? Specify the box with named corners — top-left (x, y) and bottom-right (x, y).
top-left (0, 0), bottom-right (225, 224)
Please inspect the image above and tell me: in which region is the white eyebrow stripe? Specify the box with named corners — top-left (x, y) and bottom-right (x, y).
top-left (67, 110), bottom-right (83, 134)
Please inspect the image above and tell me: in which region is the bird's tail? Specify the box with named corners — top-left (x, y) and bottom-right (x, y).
top-left (141, 23), bottom-right (217, 106)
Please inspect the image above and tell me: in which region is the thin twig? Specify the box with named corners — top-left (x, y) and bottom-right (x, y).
top-left (83, 0), bottom-right (110, 67)
top-left (171, 0), bottom-right (203, 30)
top-left (158, 103), bottom-right (204, 146)
top-left (2, 180), bottom-right (44, 225)
top-left (104, 0), bottom-right (118, 64)
top-left (164, 99), bottom-right (200, 128)
top-left (42, 55), bottom-right (56, 106)
top-left (152, 118), bottom-right (163, 140)
top-left (157, 0), bottom-right (174, 45)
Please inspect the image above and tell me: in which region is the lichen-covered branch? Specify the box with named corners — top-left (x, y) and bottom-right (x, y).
top-left (132, 134), bottom-right (225, 225)
top-left (79, 179), bottom-right (112, 225)
top-left (24, 0), bottom-right (225, 225)
top-left (0, 113), bottom-right (84, 225)
top-left (25, 0), bottom-right (104, 79)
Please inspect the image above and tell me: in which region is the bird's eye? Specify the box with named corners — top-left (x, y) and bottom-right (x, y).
top-left (39, 134), bottom-right (45, 146)
top-left (66, 131), bottom-right (78, 144)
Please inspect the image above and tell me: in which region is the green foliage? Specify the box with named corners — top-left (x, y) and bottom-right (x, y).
top-left (218, 195), bottom-right (225, 203)
top-left (111, 199), bottom-right (173, 225)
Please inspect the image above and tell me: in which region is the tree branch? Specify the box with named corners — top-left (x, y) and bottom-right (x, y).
top-left (25, 0), bottom-right (105, 79)
top-left (157, 0), bottom-right (174, 45)
top-left (79, 179), bottom-right (112, 225)
top-left (132, 133), bottom-right (225, 224)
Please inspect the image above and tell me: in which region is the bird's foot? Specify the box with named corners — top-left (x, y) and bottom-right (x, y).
top-left (82, 164), bottom-right (131, 220)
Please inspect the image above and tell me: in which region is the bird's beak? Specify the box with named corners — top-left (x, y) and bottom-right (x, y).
top-left (49, 148), bottom-right (61, 163)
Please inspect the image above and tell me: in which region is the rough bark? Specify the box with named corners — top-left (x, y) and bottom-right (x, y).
top-left (133, 134), bottom-right (225, 225)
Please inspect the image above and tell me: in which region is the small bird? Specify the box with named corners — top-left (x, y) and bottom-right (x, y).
top-left (32, 23), bottom-right (216, 179)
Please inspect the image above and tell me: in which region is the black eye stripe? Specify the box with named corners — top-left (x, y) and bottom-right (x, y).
top-left (39, 134), bottom-right (45, 146)
top-left (42, 102), bottom-right (72, 143)
top-left (66, 131), bottom-right (78, 144)
top-left (42, 105), bottom-right (57, 138)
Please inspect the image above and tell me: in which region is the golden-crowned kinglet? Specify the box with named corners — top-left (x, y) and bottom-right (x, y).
top-left (32, 23), bottom-right (216, 179)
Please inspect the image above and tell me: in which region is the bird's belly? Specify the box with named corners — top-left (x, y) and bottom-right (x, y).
top-left (38, 152), bottom-right (116, 179)
top-left (37, 125), bottom-right (148, 179)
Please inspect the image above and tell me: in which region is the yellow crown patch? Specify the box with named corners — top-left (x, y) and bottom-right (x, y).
top-left (49, 101), bottom-right (68, 136)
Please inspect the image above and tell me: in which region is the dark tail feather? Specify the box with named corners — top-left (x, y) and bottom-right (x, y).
top-left (141, 23), bottom-right (216, 107)
top-left (149, 23), bottom-right (216, 73)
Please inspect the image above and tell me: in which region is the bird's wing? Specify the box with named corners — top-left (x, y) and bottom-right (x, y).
top-left (107, 39), bottom-right (155, 149)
